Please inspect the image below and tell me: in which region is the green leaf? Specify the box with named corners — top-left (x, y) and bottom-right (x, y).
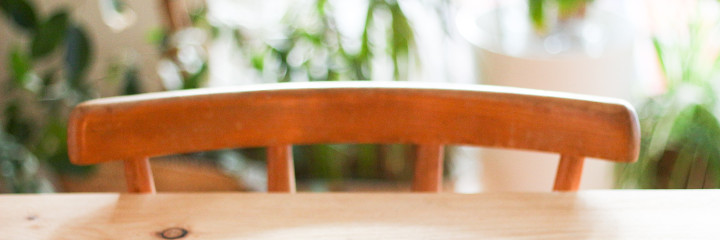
top-left (251, 52), bottom-right (264, 71)
top-left (665, 105), bottom-right (720, 188)
top-left (669, 105), bottom-right (720, 149)
top-left (316, 0), bottom-right (328, 17)
top-left (0, 131), bottom-right (52, 193)
top-left (652, 38), bottom-right (667, 78)
top-left (9, 46), bottom-right (32, 87)
top-left (0, 0), bottom-right (38, 32)
top-left (145, 27), bottom-right (166, 46)
top-left (182, 62), bottom-right (207, 89)
top-left (31, 11), bottom-right (69, 59)
top-left (188, 5), bottom-right (206, 25)
top-left (110, 0), bottom-right (127, 12)
top-left (38, 117), bottom-right (94, 175)
top-left (39, 70), bottom-right (56, 98)
top-left (357, 144), bottom-right (378, 178)
top-left (122, 66), bottom-right (142, 95)
top-left (64, 25), bottom-right (92, 87)
top-left (528, 0), bottom-right (545, 33)
top-left (3, 101), bottom-right (33, 145)
top-left (389, 2), bottom-right (413, 80)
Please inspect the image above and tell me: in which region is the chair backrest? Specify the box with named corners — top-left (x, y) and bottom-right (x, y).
top-left (67, 82), bottom-right (640, 193)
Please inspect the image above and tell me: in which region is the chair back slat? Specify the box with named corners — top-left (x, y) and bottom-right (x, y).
top-left (553, 155), bottom-right (586, 191)
top-left (124, 157), bottom-right (155, 193)
top-left (267, 145), bottom-right (296, 192)
top-left (412, 144), bottom-right (444, 192)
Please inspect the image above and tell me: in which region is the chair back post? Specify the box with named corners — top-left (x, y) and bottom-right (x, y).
top-left (124, 157), bottom-right (156, 193)
top-left (412, 144), bottom-right (444, 192)
top-left (267, 145), bottom-right (296, 193)
top-left (553, 154), bottom-right (586, 191)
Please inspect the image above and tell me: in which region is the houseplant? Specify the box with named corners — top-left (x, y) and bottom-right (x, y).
top-left (145, 0), bottom-right (453, 191)
top-left (528, 0), bottom-right (593, 36)
top-left (616, 1), bottom-right (720, 189)
top-left (0, 0), bottom-right (96, 192)
top-left (0, 0), bottom-right (148, 192)
top-left (203, 0), bottom-right (424, 190)
top-left (1, 0), bottom-right (453, 192)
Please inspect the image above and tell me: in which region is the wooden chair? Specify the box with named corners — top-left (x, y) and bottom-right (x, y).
top-left (67, 82), bottom-right (640, 193)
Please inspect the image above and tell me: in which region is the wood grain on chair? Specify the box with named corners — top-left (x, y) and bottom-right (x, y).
top-left (67, 82), bottom-right (639, 193)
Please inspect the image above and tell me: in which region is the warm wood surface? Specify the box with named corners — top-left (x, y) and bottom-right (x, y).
top-left (553, 155), bottom-right (585, 191)
top-left (412, 144), bottom-right (444, 192)
top-left (67, 82), bottom-right (640, 192)
top-left (1, 190), bottom-right (718, 239)
top-left (68, 82), bottom-right (638, 164)
top-left (124, 157), bottom-right (155, 193)
top-left (267, 145), bottom-right (296, 193)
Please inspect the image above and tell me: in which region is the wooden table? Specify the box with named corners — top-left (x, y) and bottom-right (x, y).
top-left (1, 190), bottom-right (718, 239)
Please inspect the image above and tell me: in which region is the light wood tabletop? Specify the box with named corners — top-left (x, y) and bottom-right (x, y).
top-left (1, 190), bottom-right (718, 239)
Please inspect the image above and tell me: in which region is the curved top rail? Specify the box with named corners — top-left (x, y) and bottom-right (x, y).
top-left (68, 81), bottom-right (639, 165)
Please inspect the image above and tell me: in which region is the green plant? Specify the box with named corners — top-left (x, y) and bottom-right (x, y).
top-left (0, 0), bottom-right (97, 192)
top-left (234, 0), bottom-right (420, 186)
top-left (528, 0), bottom-right (593, 35)
top-left (0, 131), bottom-right (54, 192)
top-left (0, 0), bottom-right (446, 192)
top-left (238, 0), bottom-right (415, 82)
top-left (156, 0), bottom-right (439, 189)
top-left (615, 2), bottom-right (720, 189)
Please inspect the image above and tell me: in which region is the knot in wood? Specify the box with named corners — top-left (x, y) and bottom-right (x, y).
top-left (159, 227), bottom-right (188, 239)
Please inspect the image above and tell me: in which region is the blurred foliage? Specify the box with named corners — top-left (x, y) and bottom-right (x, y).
top-left (228, 0), bottom-right (420, 186)
top-left (154, 0), bottom-right (439, 189)
top-left (0, 0), bottom-right (444, 192)
top-left (155, 0), bottom-right (418, 89)
top-left (236, 0), bottom-right (416, 82)
top-left (527, 0), bottom-right (593, 35)
top-left (0, 0), bottom-right (105, 192)
top-left (616, 1), bottom-right (720, 189)
top-left (0, 132), bottom-right (54, 193)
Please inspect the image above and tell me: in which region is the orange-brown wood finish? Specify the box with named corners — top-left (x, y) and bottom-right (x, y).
top-left (67, 82), bottom-right (640, 192)
top-left (267, 145), bottom-right (296, 193)
top-left (553, 155), bottom-right (586, 191)
top-left (412, 145), bottom-right (444, 192)
top-left (124, 157), bottom-right (156, 193)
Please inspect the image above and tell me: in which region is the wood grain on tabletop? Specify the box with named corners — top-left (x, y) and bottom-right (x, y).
top-left (67, 82), bottom-right (640, 193)
top-left (1, 191), bottom-right (718, 239)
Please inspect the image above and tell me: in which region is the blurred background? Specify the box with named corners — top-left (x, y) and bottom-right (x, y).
top-left (1, 0), bottom-right (717, 193)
